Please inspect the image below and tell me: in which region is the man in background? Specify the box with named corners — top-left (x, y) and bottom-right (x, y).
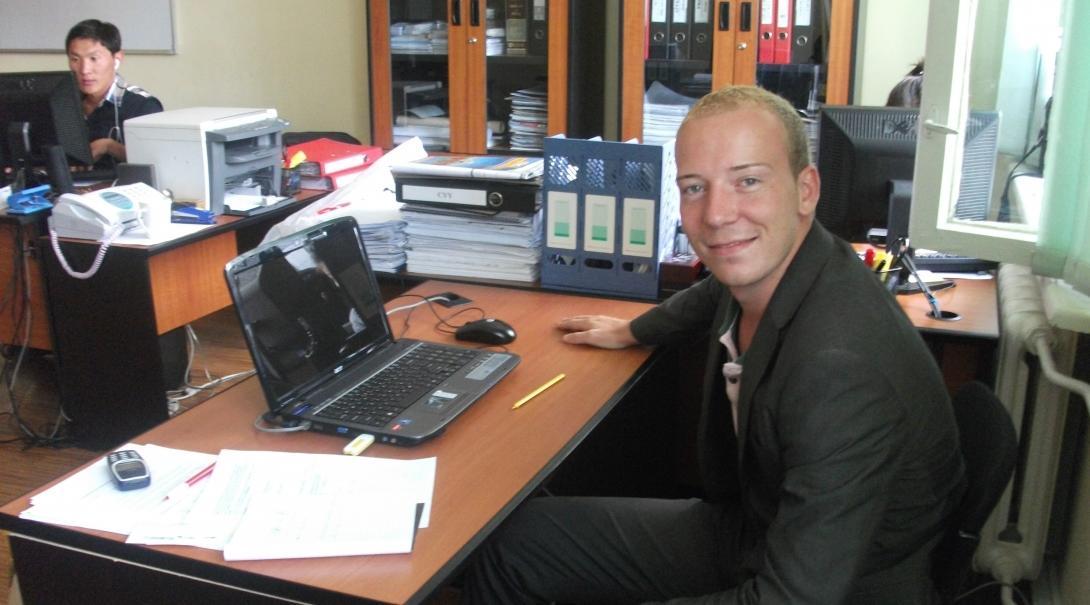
top-left (66, 19), bottom-right (163, 167)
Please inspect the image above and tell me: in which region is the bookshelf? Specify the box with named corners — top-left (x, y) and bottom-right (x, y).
top-left (620, 0), bottom-right (857, 142)
top-left (367, 0), bottom-right (605, 155)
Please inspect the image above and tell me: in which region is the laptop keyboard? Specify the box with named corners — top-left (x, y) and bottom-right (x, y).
top-left (318, 344), bottom-right (479, 428)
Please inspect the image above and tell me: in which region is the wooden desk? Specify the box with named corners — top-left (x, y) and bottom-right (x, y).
top-left (1, 281), bottom-right (657, 604)
top-left (35, 193), bottom-right (325, 447)
top-left (0, 215), bottom-right (50, 350)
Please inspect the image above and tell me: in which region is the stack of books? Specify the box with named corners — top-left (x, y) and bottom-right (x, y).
top-left (284, 138), bottom-right (383, 191)
top-left (393, 117), bottom-right (506, 151)
top-left (390, 154), bottom-right (544, 282)
top-left (389, 21), bottom-right (448, 54)
top-left (486, 7), bottom-right (506, 56)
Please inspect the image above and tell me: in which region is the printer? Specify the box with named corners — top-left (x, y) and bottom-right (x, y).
top-left (125, 107), bottom-right (288, 213)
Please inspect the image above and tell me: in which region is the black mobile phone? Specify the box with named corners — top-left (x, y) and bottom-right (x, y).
top-left (106, 449), bottom-right (151, 491)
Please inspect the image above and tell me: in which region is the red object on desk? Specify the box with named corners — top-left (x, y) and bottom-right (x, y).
top-left (285, 138), bottom-right (382, 177)
top-left (162, 462), bottom-right (216, 501)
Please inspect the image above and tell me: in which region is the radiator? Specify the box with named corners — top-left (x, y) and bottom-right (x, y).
top-left (976, 264), bottom-right (1090, 586)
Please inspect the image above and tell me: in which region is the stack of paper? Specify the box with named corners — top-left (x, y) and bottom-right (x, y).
top-left (507, 85), bottom-right (548, 152)
top-left (390, 21), bottom-right (448, 55)
top-left (402, 205), bottom-right (542, 282)
top-left (360, 220), bottom-right (409, 273)
top-left (19, 443), bottom-right (438, 561)
top-left (642, 81), bottom-right (698, 147)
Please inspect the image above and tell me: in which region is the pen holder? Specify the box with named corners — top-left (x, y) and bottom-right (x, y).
top-left (876, 264), bottom-right (903, 293)
top-left (282, 167), bottom-right (301, 196)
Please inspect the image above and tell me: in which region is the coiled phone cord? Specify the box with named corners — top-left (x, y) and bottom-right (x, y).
top-left (48, 223), bottom-right (125, 280)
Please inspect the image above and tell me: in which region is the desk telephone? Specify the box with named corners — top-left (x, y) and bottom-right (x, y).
top-left (51, 182), bottom-right (171, 240)
top-left (48, 183), bottom-right (173, 279)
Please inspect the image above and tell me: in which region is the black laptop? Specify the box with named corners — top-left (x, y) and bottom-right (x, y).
top-left (224, 216), bottom-right (520, 445)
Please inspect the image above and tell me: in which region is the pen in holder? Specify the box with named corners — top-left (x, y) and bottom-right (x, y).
top-left (900, 250), bottom-right (960, 322)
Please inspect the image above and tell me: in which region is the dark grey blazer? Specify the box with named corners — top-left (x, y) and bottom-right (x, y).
top-left (631, 222), bottom-right (965, 603)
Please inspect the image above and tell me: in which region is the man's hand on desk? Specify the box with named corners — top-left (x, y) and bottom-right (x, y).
top-left (557, 315), bottom-right (638, 349)
top-left (89, 137), bottom-right (125, 162)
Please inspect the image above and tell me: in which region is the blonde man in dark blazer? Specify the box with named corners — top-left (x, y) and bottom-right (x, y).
top-left (462, 86), bottom-right (965, 604)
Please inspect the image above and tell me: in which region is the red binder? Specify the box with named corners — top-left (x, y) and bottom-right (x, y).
top-left (758, 0), bottom-right (776, 63)
top-left (299, 164), bottom-right (369, 191)
top-left (773, 0), bottom-right (792, 64)
top-left (284, 138), bottom-right (381, 177)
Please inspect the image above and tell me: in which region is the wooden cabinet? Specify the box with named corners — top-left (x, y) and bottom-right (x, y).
top-left (368, 1), bottom-right (604, 155)
top-left (620, 0), bottom-right (856, 142)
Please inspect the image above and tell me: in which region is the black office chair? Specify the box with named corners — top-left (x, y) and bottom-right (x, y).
top-left (932, 381), bottom-right (1019, 603)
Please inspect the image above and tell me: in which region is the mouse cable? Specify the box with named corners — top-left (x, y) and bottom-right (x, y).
top-left (385, 294), bottom-right (451, 316)
top-left (389, 294), bottom-right (485, 339)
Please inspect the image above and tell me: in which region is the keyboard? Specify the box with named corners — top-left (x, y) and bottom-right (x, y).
top-left (71, 167), bottom-right (118, 184)
top-left (912, 250), bottom-right (997, 273)
top-left (316, 345), bottom-right (477, 428)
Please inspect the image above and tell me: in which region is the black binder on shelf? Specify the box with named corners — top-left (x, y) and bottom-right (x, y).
top-left (691, 0), bottom-right (712, 61)
top-left (528, 0), bottom-right (547, 56)
top-left (394, 175), bottom-right (541, 214)
top-left (649, 0), bottom-right (669, 59)
top-left (668, 0), bottom-right (692, 60)
top-left (790, 0), bottom-right (822, 64)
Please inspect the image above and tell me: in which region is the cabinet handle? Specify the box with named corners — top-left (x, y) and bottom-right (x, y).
top-left (451, 0), bottom-right (461, 26)
top-left (740, 2), bottom-right (752, 32)
top-left (470, 0), bottom-right (480, 26)
top-left (718, 2), bottom-right (730, 31)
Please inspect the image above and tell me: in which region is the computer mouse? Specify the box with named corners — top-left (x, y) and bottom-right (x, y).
top-left (455, 318), bottom-right (517, 345)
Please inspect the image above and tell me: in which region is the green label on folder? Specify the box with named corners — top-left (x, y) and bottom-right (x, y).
top-left (555, 222), bottom-right (570, 237)
top-left (629, 229), bottom-right (647, 245)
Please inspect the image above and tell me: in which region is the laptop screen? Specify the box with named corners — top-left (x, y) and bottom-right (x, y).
top-left (226, 220), bottom-right (391, 410)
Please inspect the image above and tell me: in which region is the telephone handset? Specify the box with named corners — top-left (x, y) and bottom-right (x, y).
top-left (48, 183), bottom-right (173, 279)
top-left (51, 190), bottom-right (142, 241)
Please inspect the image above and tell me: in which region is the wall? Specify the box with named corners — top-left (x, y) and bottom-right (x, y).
top-left (0, 0), bottom-right (371, 143)
top-left (853, 0), bottom-right (928, 106)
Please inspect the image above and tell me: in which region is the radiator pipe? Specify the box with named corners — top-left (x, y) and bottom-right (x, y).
top-left (999, 264), bottom-right (1090, 413)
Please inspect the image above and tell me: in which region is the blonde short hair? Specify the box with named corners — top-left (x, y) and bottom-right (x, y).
top-left (682, 85), bottom-right (811, 176)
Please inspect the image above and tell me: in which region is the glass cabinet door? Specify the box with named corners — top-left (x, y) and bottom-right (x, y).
top-left (370, 0), bottom-right (565, 155)
top-left (371, 0), bottom-right (454, 151)
top-left (485, 0), bottom-right (551, 153)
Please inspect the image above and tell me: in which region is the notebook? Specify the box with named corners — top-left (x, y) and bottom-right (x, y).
top-left (224, 216), bottom-right (520, 446)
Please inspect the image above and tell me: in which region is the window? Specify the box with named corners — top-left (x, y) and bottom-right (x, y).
top-left (910, 0), bottom-right (1090, 296)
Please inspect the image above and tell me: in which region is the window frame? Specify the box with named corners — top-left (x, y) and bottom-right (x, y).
top-left (909, 0), bottom-right (1040, 264)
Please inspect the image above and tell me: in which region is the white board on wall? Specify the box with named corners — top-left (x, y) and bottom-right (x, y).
top-left (0, 0), bottom-right (175, 54)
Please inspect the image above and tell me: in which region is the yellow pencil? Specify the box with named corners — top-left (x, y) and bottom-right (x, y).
top-left (512, 373), bottom-right (566, 409)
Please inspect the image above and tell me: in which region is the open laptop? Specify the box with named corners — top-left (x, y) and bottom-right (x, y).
top-left (224, 216), bottom-right (520, 445)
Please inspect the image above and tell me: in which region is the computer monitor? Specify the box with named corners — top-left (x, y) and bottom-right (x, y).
top-left (815, 106), bottom-right (1000, 242)
top-left (0, 71), bottom-right (93, 183)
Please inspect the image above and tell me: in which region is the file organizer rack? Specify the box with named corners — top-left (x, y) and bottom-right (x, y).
top-left (541, 137), bottom-right (679, 300)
